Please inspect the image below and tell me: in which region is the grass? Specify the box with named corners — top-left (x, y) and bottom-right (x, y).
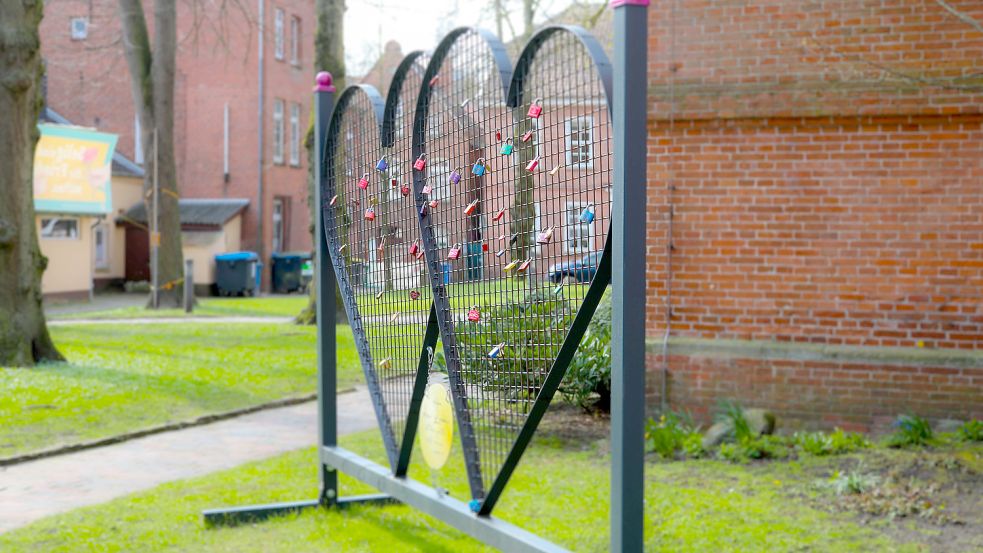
top-left (0, 428), bottom-right (919, 553)
top-left (0, 322), bottom-right (361, 457)
top-left (50, 296), bottom-right (309, 320)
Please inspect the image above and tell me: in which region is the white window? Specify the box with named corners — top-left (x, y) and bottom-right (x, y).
top-left (290, 16), bottom-right (301, 66)
top-left (274, 9), bottom-right (285, 61)
top-left (272, 198), bottom-right (284, 252)
top-left (94, 224), bottom-right (109, 269)
top-left (564, 202), bottom-right (592, 254)
top-left (289, 103), bottom-right (300, 166)
top-left (565, 116), bottom-right (593, 168)
top-left (40, 218), bottom-right (79, 239)
top-left (71, 17), bottom-right (88, 40)
top-left (272, 99), bottom-right (284, 164)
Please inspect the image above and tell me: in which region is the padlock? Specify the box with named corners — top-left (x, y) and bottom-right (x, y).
top-left (422, 183), bottom-right (432, 195)
top-left (493, 208), bottom-right (506, 222)
top-left (580, 203), bottom-right (595, 224)
top-left (409, 240), bottom-right (420, 257)
top-left (527, 97), bottom-right (543, 118)
top-left (471, 158), bottom-right (487, 176)
top-left (549, 164), bottom-right (563, 176)
top-left (357, 173), bottom-right (370, 189)
top-left (429, 199), bottom-right (439, 209)
top-left (509, 233), bottom-right (519, 245)
top-left (400, 184), bottom-right (411, 197)
top-left (495, 129), bottom-right (502, 141)
top-left (339, 244), bottom-right (348, 253)
top-left (379, 358), bottom-right (392, 370)
top-left (390, 177), bottom-right (398, 188)
top-left (449, 168), bottom-right (462, 185)
top-left (521, 129), bottom-right (534, 143)
top-left (376, 156), bottom-right (388, 172)
top-left (553, 282), bottom-right (564, 296)
top-left (375, 290), bottom-right (385, 299)
top-left (467, 306), bottom-right (481, 322)
top-left (482, 242), bottom-right (489, 252)
top-left (364, 207), bottom-right (376, 221)
top-left (464, 199), bottom-right (479, 216)
top-left (487, 342), bottom-right (505, 359)
top-left (503, 260), bottom-right (519, 273)
top-left (495, 248), bottom-right (506, 258)
top-left (448, 243), bottom-right (462, 260)
top-left (409, 290), bottom-right (421, 300)
top-left (460, 98), bottom-right (470, 108)
top-left (419, 203), bottom-right (427, 218)
top-left (537, 226), bottom-right (554, 245)
top-left (414, 250), bottom-right (425, 260)
top-left (500, 138), bottom-right (514, 155)
top-left (369, 196), bottom-right (378, 206)
top-left (389, 312), bottom-right (401, 324)
top-left (413, 153), bottom-right (427, 171)
top-left (517, 258), bottom-right (532, 274)
top-left (525, 155), bottom-right (540, 172)
top-left (376, 237), bottom-right (386, 254)
top-left (329, 195), bottom-right (338, 206)
top-left (429, 75), bottom-right (440, 87)
top-left (498, 233), bottom-right (507, 243)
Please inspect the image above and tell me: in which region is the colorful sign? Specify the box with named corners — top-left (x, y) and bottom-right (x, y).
top-left (33, 124), bottom-right (118, 214)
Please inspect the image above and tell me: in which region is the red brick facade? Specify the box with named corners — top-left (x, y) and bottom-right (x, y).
top-left (643, 1), bottom-right (982, 429)
top-left (41, 0), bottom-right (315, 286)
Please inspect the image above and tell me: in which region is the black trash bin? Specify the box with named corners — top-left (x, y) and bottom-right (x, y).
top-left (215, 251), bottom-right (260, 296)
top-left (271, 252), bottom-right (312, 293)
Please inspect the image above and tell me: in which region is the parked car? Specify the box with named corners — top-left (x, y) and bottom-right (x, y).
top-left (547, 251), bottom-right (602, 283)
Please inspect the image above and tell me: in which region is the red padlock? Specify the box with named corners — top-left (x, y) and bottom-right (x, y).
top-left (415, 250), bottom-right (425, 260)
top-left (409, 290), bottom-right (421, 300)
top-left (481, 242), bottom-right (489, 252)
top-left (495, 129), bottom-right (502, 141)
top-left (413, 153), bottom-right (427, 171)
top-left (493, 208), bottom-right (506, 222)
top-left (390, 177), bottom-right (398, 188)
top-left (527, 97), bottom-right (543, 118)
top-left (357, 173), bottom-right (369, 189)
top-left (521, 129), bottom-right (534, 142)
top-left (467, 306), bottom-right (481, 322)
top-left (364, 207), bottom-right (376, 221)
top-left (409, 240), bottom-right (420, 257)
top-left (517, 258), bottom-right (532, 274)
top-left (464, 199), bottom-right (479, 216)
top-left (429, 199), bottom-right (439, 209)
top-left (526, 155), bottom-right (540, 172)
top-left (400, 184), bottom-right (411, 197)
top-left (447, 243), bottom-right (462, 260)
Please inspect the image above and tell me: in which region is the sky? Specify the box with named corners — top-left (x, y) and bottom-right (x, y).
top-left (343, 0), bottom-right (577, 75)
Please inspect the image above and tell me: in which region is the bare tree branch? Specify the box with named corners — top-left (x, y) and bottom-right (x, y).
top-left (934, 0), bottom-right (983, 35)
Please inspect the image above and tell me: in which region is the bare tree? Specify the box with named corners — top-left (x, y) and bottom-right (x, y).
top-left (0, 0), bottom-right (64, 366)
top-left (297, 0), bottom-right (346, 324)
top-left (118, 0), bottom-right (184, 308)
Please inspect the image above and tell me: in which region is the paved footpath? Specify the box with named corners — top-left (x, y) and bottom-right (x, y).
top-left (0, 387), bottom-right (375, 533)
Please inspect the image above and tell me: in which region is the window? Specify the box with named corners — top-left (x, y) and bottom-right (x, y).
top-left (272, 99), bottom-right (284, 164)
top-left (40, 218), bottom-right (79, 239)
top-left (289, 103), bottom-right (300, 166)
top-left (274, 9), bottom-right (284, 60)
top-left (272, 197), bottom-right (289, 252)
top-left (290, 16), bottom-right (301, 66)
top-left (71, 17), bottom-right (88, 40)
top-left (93, 224), bottom-right (109, 269)
top-left (564, 202), bottom-right (592, 254)
top-left (565, 116), bottom-right (593, 168)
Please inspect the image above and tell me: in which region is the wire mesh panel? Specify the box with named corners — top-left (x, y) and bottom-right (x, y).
top-left (413, 27), bottom-right (613, 508)
top-left (321, 54), bottom-right (436, 473)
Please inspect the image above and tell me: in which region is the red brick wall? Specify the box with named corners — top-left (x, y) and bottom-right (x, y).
top-left (642, 1), bottom-right (983, 425)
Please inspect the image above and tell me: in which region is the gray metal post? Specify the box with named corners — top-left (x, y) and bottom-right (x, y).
top-left (313, 71), bottom-right (338, 505)
top-left (610, 1), bottom-right (649, 552)
top-left (184, 259), bottom-right (194, 313)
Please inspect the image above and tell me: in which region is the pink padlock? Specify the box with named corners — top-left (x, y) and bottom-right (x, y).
top-left (400, 184), bottom-right (411, 197)
top-left (357, 173), bottom-right (369, 189)
top-left (517, 258), bottom-right (532, 273)
top-left (422, 183), bottom-right (432, 195)
top-left (526, 155), bottom-right (540, 172)
top-left (413, 153), bottom-right (427, 171)
top-left (527, 97), bottom-right (543, 118)
top-left (467, 306), bottom-right (481, 322)
top-left (409, 290), bottom-right (421, 300)
top-left (429, 199), bottom-right (439, 209)
top-left (329, 195), bottom-right (338, 206)
top-left (409, 240), bottom-right (420, 257)
top-left (493, 208), bottom-right (506, 222)
top-left (364, 207), bottom-right (376, 221)
top-left (464, 199), bottom-right (479, 216)
top-left (537, 226), bottom-right (554, 245)
top-left (447, 243), bottom-right (462, 260)
top-left (521, 129), bottom-right (534, 142)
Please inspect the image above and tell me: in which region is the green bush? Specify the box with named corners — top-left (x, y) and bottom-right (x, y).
top-left (560, 288), bottom-right (612, 411)
top-left (885, 414), bottom-right (934, 448)
top-left (793, 429), bottom-right (871, 456)
top-left (958, 419), bottom-right (982, 442)
top-left (682, 432), bottom-right (706, 459)
top-left (645, 411), bottom-right (698, 459)
top-left (717, 400), bottom-right (754, 442)
top-left (719, 435), bottom-right (791, 463)
top-left (826, 467), bottom-right (879, 495)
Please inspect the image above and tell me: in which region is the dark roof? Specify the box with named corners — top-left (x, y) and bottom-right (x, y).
top-left (121, 198), bottom-right (249, 228)
top-left (40, 107), bottom-right (146, 179)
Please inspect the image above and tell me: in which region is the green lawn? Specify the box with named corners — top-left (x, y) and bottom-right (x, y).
top-left (0, 426), bottom-right (942, 552)
top-left (50, 296), bottom-right (309, 320)
top-left (0, 322), bottom-right (361, 457)
top-left (355, 279), bottom-right (590, 316)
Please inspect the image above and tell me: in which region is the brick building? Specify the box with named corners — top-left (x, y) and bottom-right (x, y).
top-left (40, 0), bottom-right (316, 288)
top-left (641, 0), bottom-right (982, 430)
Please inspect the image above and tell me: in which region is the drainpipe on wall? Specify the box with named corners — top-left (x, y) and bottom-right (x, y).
top-left (256, 0), bottom-right (266, 277)
top-left (661, 0), bottom-right (678, 415)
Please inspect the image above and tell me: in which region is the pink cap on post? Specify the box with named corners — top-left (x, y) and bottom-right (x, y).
top-left (609, 0), bottom-right (650, 6)
top-left (314, 71), bottom-right (336, 92)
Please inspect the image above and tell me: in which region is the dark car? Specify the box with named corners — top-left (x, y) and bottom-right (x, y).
top-left (547, 251), bottom-right (602, 283)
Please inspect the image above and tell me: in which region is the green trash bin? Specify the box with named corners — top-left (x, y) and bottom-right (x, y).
top-left (271, 252), bottom-right (312, 293)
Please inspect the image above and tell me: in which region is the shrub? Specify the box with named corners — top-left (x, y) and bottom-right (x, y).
top-left (716, 400), bottom-right (754, 442)
top-left (958, 419), bottom-right (982, 442)
top-left (682, 432), bottom-right (706, 458)
top-left (645, 410), bottom-right (698, 459)
top-left (718, 435), bottom-right (791, 463)
top-left (560, 288), bottom-right (612, 411)
top-left (885, 414), bottom-right (934, 448)
top-left (827, 467), bottom-right (879, 495)
top-left (794, 429), bottom-right (871, 456)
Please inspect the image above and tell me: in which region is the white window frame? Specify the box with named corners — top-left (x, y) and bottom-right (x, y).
top-left (564, 202), bottom-right (592, 254)
top-left (71, 17), bottom-right (88, 40)
top-left (290, 15), bottom-right (301, 66)
top-left (274, 8), bottom-right (285, 60)
top-left (272, 198), bottom-right (284, 253)
top-left (289, 103), bottom-right (300, 166)
top-left (93, 223), bottom-right (109, 269)
top-left (272, 99), bottom-right (284, 164)
top-left (40, 217), bottom-right (80, 240)
top-left (564, 116), bottom-right (593, 168)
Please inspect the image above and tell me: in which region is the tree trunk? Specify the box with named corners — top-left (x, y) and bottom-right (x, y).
top-left (0, 0), bottom-right (64, 366)
top-left (298, 0), bottom-right (346, 325)
top-left (118, 0), bottom-right (184, 308)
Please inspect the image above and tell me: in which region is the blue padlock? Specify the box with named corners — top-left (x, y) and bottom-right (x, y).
top-left (580, 203), bottom-right (595, 224)
top-left (375, 156), bottom-right (388, 172)
top-left (471, 158), bottom-right (487, 176)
